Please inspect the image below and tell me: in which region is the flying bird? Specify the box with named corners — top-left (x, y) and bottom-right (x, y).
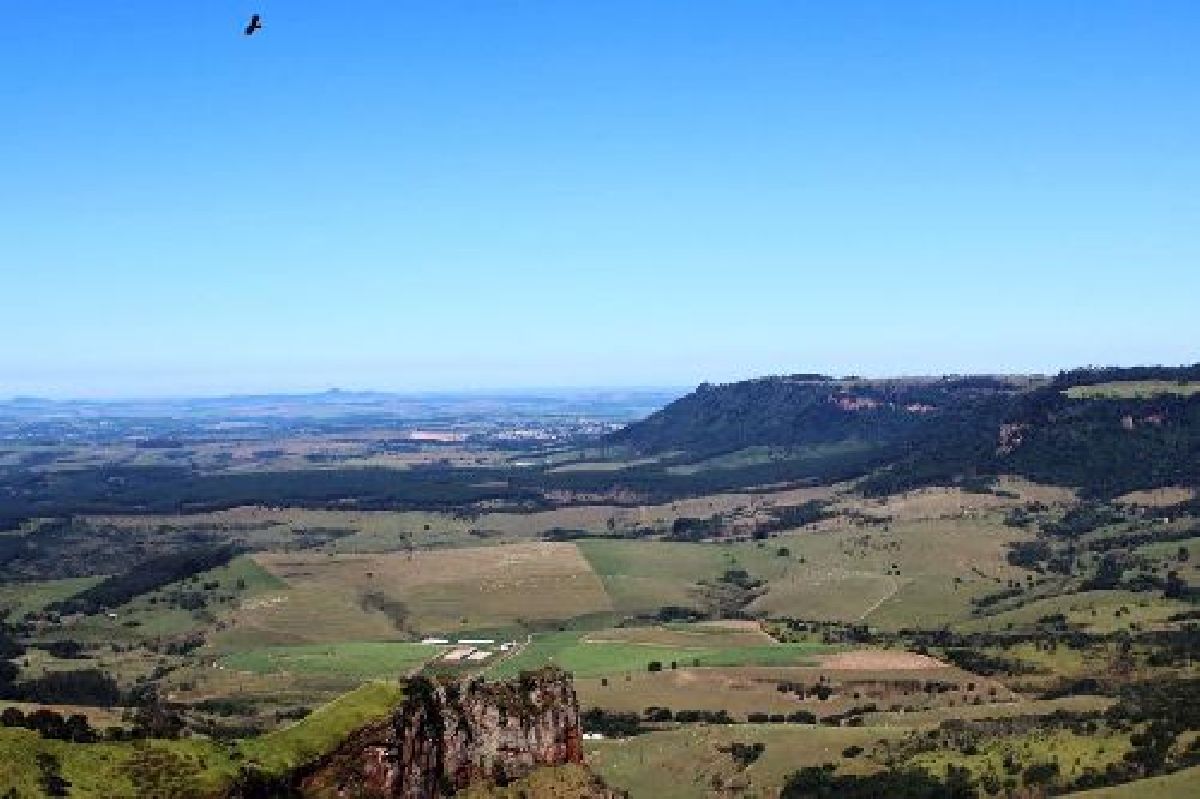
top-left (244, 14), bottom-right (262, 36)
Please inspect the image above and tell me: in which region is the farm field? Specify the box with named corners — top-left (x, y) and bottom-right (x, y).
top-left (485, 629), bottom-right (831, 679)
top-left (576, 659), bottom-right (993, 721)
top-left (587, 724), bottom-right (905, 799)
top-left (732, 513), bottom-right (1032, 629)
top-left (576, 540), bottom-right (734, 614)
top-left (219, 642), bottom-right (447, 679)
top-left (588, 620), bottom-right (776, 647)
top-left (216, 542), bottom-right (614, 646)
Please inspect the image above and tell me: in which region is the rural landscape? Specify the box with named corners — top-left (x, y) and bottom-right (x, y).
top-left (5, 2), bottom-right (1197, 797)
top-left (1, 367), bottom-right (1199, 797)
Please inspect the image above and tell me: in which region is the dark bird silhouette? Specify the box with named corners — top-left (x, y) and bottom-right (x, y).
top-left (244, 14), bottom-right (262, 36)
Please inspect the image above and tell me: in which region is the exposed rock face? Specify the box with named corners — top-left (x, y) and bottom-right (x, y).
top-left (299, 668), bottom-right (584, 798)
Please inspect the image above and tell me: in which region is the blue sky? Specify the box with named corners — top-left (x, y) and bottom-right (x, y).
top-left (2, 2), bottom-right (1197, 397)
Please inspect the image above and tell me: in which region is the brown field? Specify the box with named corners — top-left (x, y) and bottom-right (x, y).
top-left (214, 543), bottom-right (613, 646)
top-left (1115, 486), bottom-right (1196, 508)
top-left (836, 482), bottom-right (1073, 523)
top-left (0, 702), bottom-right (125, 728)
top-left (577, 659), bottom-right (1014, 722)
top-left (818, 650), bottom-right (947, 670)
top-left (577, 668), bottom-right (814, 719)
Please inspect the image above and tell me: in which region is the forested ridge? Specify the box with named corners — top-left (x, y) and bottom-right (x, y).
top-left (612, 366), bottom-right (1200, 498)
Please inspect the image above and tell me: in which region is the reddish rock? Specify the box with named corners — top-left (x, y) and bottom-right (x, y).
top-left (297, 668), bottom-right (584, 799)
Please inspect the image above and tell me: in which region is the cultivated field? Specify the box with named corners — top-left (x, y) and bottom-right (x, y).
top-left (486, 630), bottom-right (831, 680)
top-left (217, 542), bottom-right (613, 646)
top-left (1066, 380), bottom-right (1200, 399)
top-left (219, 642), bottom-right (447, 679)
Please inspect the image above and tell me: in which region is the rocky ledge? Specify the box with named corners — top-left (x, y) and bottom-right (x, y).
top-left (293, 667), bottom-right (586, 799)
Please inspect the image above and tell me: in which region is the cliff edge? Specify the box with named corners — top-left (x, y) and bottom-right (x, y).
top-left (287, 667), bottom-right (588, 799)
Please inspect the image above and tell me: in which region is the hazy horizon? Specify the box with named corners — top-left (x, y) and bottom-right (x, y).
top-left (11, 361), bottom-right (1200, 403)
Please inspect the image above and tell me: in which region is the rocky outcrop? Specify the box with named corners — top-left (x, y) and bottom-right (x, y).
top-left (297, 668), bottom-right (584, 799)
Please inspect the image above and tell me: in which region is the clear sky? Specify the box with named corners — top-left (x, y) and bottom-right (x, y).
top-left (2, 2), bottom-right (1197, 397)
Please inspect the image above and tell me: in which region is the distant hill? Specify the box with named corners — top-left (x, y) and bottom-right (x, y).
top-left (608, 374), bottom-right (1028, 455)
top-left (609, 366), bottom-right (1200, 498)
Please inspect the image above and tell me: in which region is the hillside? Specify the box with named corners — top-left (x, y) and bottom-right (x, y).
top-left (607, 375), bottom-right (1024, 455)
top-left (609, 366), bottom-right (1200, 498)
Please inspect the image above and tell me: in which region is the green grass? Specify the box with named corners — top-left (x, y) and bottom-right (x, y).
top-left (486, 630), bottom-right (830, 679)
top-left (0, 727), bottom-right (240, 798)
top-left (577, 540), bottom-right (732, 614)
top-left (216, 554), bottom-right (289, 593)
top-left (43, 554), bottom-right (291, 650)
top-left (0, 575), bottom-right (106, 617)
top-left (239, 680), bottom-right (404, 773)
top-left (912, 728), bottom-right (1132, 791)
top-left (0, 681), bottom-right (405, 797)
top-left (1066, 381), bottom-right (1200, 399)
top-left (220, 642), bottom-right (446, 678)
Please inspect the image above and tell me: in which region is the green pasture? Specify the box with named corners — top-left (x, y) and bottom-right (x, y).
top-left (486, 630), bottom-right (830, 679)
top-left (0, 575), bottom-right (106, 618)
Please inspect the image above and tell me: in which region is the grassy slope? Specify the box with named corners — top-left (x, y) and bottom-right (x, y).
top-left (0, 681), bottom-right (404, 797)
top-left (239, 680), bottom-right (404, 773)
top-left (0, 575), bottom-right (106, 618)
top-left (576, 540), bottom-right (731, 615)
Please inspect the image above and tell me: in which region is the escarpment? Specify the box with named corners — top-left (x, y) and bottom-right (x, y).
top-left (283, 667), bottom-right (587, 798)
